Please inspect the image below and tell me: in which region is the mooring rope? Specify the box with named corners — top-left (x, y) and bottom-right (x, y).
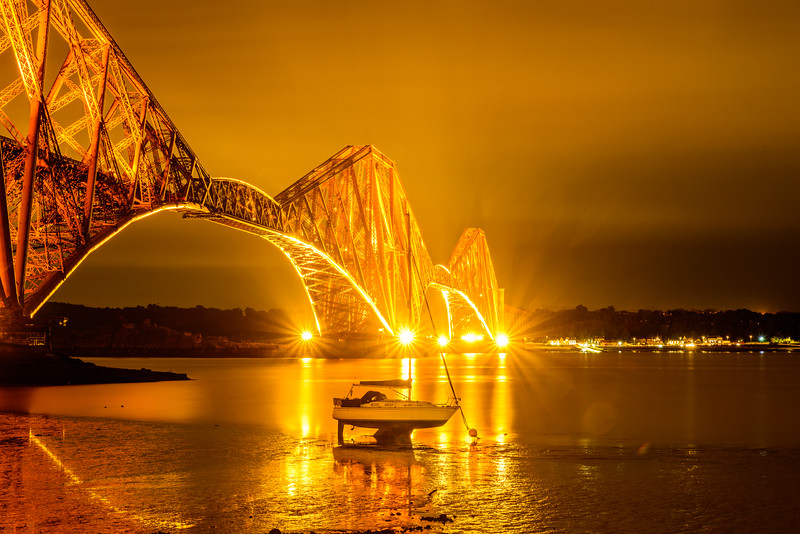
top-left (412, 254), bottom-right (477, 440)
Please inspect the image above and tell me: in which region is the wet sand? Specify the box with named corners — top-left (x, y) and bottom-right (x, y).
top-left (0, 414), bottom-right (450, 534)
top-left (0, 416), bottom-right (147, 532)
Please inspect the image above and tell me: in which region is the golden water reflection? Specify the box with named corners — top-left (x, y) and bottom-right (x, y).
top-left (5, 351), bottom-right (800, 447)
top-left (5, 351), bottom-right (800, 533)
top-left (332, 447), bottom-right (425, 524)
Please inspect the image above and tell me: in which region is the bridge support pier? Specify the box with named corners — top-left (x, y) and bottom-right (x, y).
top-left (0, 143), bottom-right (18, 311)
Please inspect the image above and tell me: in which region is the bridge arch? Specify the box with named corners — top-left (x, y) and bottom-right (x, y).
top-left (0, 0), bottom-right (503, 340)
top-left (195, 148), bottom-right (504, 339)
top-left (28, 201), bottom-right (206, 316)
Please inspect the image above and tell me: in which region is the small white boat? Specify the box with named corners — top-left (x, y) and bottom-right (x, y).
top-left (333, 379), bottom-right (459, 444)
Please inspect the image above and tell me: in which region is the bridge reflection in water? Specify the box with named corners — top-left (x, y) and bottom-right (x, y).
top-left (0, 0), bottom-right (503, 345)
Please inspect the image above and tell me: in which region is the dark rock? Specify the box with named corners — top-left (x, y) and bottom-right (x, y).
top-left (0, 344), bottom-right (189, 385)
top-left (421, 513), bottom-right (453, 523)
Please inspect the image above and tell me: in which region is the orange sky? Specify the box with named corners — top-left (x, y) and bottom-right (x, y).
top-left (54, 0), bottom-right (800, 314)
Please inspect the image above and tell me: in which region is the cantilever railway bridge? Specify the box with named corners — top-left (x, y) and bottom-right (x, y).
top-left (0, 0), bottom-right (503, 340)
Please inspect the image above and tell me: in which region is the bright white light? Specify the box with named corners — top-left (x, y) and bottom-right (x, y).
top-left (399, 329), bottom-right (415, 345)
top-left (301, 331), bottom-right (313, 341)
top-left (495, 333), bottom-right (509, 348)
top-left (462, 333), bottom-right (480, 343)
top-left (437, 335), bottom-right (449, 347)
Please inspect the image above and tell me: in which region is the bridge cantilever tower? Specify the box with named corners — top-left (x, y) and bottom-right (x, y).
top-left (0, 0), bottom-right (212, 318)
top-left (0, 0), bottom-right (503, 341)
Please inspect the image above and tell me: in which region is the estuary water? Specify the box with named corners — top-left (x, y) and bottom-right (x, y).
top-left (2, 350), bottom-right (800, 533)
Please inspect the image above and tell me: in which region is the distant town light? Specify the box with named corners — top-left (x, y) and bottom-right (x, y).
top-left (437, 335), bottom-right (449, 347)
top-left (301, 331), bottom-right (313, 341)
top-left (462, 333), bottom-right (483, 343)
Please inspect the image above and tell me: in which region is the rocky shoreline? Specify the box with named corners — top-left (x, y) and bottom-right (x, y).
top-left (0, 344), bottom-right (189, 386)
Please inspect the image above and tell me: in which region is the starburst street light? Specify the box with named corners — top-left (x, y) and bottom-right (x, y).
top-left (437, 335), bottom-right (449, 347)
top-left (495, 333), bottom-right (509, 348)
top-left (399, 328), bottom-right (415, 345)
top-left (301, 331), bottom-right (313, 341)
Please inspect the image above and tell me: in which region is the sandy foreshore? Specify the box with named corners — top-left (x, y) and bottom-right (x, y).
top-left (1, 412), bottom-right (448, 534)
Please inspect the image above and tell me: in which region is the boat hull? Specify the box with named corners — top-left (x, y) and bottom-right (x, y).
top-left (333, 402), bottom-right (458, 430)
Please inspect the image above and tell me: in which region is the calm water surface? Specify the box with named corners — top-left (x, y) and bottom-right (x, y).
top-left (2, 350), bottom-right (800, 533)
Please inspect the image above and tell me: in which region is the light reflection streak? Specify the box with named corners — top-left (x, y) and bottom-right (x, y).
top-left (331, 447), bottom-right (424, 525)
top-left (684, 353), bottom-right (697, 445)
top-left (299, 358), bottom-right (315, 438)
top-left (496, 453), bottom-right (508, 479)
top-left (281, 440), bottom-right (327, 510)
top-left (492, 358), bottom-right (511, 439)
top-left (401, 357), bottom-right (416, 382)
top-left (465, 443), bottom-right (483, 484)
top-left (756, 353), bottom-right (768, 447)
top-left (577, 463), bottom-right (598, 481)
top-left (28, 430), bottom-right (193, 530)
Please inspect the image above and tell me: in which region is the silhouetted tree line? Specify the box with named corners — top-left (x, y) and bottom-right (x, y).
top-left (40, 302), bottom-right (298, 343)
top-left (38, 302), bottom-right (800, 345)
top-left (525, 306), bottom-right (800, 342)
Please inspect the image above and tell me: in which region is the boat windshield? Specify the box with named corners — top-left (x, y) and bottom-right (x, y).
top-left (359, 390), bottom-right (388, 403)
top-left (357, 379), bottom-right (411, 388)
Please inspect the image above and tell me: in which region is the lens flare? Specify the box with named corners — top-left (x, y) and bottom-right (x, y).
top-left (495, 333), bottom-right (509, 348)
top-left (399, 328), bottom-right (415, 345)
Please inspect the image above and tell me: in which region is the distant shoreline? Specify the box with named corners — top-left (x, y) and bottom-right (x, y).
top-left (52, 342), bottom-right (800, 359)
top-left (524, 343), bottom-right (798, 353)
top-left (34, 303), bottom-right (800, 359)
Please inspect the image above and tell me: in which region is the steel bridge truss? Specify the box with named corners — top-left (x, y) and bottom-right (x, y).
top-left (0, 0), bottom-right (503, 339)
top-left (445, 228), bottom-right (501, 335)
top-left (0, 0), bottom-right (211, 317)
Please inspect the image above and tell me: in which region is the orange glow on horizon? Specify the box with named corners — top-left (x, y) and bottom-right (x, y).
top-left (462, 333), bottom-right (484, 343)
